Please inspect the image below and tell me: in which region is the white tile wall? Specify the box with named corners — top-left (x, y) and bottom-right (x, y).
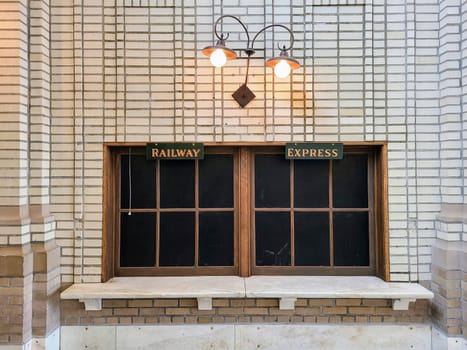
top-left (0, 0), bottom-right (30, 212)
top-left (29, 0), bottom-right (52, 222)
top-left (462, 2), bottom-right (467, 208)
top-left (48, 0), bottom-right (440, 283)
top-left (0, 0), bottom-right (426, 283)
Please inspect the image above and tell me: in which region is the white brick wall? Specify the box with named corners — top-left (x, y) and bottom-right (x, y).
top-left (439, 0), bottom-right (463, 206)
top-left (462, 1), bottom-right (467, 207)
top-left (0, 0), bottom-right (34, 246)
top-left (45, 0), bottom-right (467, 283)
top-left (29, 0), bottom-right (52, 210)
top-left (50, 0), bottom-right (76, 279)
top-left (0, 0), bottom-right (30, 210)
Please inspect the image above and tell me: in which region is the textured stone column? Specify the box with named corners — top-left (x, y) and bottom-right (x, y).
top-left (431, 204), bottom-right (466, 347)
top-left (28, 0), bottom-right (60, 348)
top-left (31, 241), bottom-right (60, 349)
top-left (0, 246), bottom-right (33, 348)
top-left (433, 0), bottom-right (466, 347)
top-left (0, 0), bottom-right (34, 348)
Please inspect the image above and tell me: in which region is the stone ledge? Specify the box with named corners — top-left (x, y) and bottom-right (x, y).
top-left (61, 276), bottom-right (434, 312)
top-left (245, 276), bottom-right (434, 311)
top-left (61, 276), bottom-right (245, 311)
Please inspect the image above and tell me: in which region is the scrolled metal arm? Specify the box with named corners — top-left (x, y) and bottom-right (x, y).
top-left (251, 24), bottom-right (295, 52)
top-left (214, 15), bottom-right (251, 48)
top-left (213, 15), bottom-right (295, 54)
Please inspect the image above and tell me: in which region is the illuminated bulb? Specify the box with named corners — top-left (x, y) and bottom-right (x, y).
top-left (210, 49), bottom-right (227, 67)
top-left (274, 60), bottom-right (291, 78)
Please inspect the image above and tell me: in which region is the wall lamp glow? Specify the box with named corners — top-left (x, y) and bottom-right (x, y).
top-left (201, 15), bottom-right (300, 108)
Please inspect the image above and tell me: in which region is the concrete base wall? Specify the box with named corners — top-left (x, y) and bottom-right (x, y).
top-left (31, 328), bottom-right (60, 350)
top-left (0, 341), bottom-right (32, 350)
top-left (61, 324), bottom-right (432, 350)
top-left (432, 327), bottom-right (467, 350)
top-left (0, 328), bottom-right (59, 350)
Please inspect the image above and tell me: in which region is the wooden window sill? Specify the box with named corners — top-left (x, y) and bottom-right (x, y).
top-left (61, 276), bottom-right (433, 312)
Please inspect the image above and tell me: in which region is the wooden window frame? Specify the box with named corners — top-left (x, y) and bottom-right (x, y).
top-left (103, 144), bottom-right (239, 278)
top-left (249, 146), bottom-right (375, 276)
top-left (102, 142), bottom-right (389, 282)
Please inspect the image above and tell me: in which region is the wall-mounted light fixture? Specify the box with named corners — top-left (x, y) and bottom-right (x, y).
top-left (201, 15), bottom-right (300, 108)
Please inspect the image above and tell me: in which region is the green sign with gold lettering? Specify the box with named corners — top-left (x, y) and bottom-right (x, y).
top-left (146, 143), bottom-right (204, 160)
top-left (285, 143), bottom-right (343, 160)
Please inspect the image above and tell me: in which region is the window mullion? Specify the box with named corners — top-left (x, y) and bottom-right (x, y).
top-left (290, 159), bottom-right (295, 267)
top-left (156, 159), bottom-right (160, 268)
top-left (195, 159), bottom-right (199, 268)
top-left (239, 147), bottom-right (251, 277)
top-left (329, 160), bottom-right (334, 268)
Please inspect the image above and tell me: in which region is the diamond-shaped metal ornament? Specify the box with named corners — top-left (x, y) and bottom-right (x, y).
top-left (232, 84), bottom-right (256, 108)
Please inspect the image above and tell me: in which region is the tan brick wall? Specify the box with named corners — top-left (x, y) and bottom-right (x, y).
top-left (430, 202), bottom-right (467, 338)
top-left (463, 269), bottom-right (466, 337)
top-left (61, 298), bottom-right (431, 326)
top-left (0, 246), bottom-right (34, 344)
top-left (32, 242), bottom-right (61, 337)
top-left (431, 266), bottom-right (462, 332)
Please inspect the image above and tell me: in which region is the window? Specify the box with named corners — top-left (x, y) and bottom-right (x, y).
top-left (103, 144), bottom-right (388, 280)
top-left (113, 147), bottom-right (237, 276)
top-left (252, 148), bottom-right (374, 275)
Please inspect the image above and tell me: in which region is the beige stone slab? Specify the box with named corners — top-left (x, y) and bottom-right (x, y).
top-left (61, 276), bottom-right (245, 310)
top-left (61, 276), bottom-right (245, 299)
top-left (245, 276), bottom-right (434, 310)
top-left (61, 275), bottom-right (433, 311)
top-left (245, 276), bottom-right (434, 299)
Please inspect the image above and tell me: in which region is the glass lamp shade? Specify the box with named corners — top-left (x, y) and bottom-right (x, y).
top-left (274, 60), bottom-right (292, 78)
top-left (201, 39), bottom-right (237, 67)
top-left (266, 50), bottom-right (300, 78)
top-left (210, 49), bottom-right (227, 67)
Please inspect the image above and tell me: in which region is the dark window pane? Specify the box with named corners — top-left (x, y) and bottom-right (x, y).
top-left (159, 212), bottom-right (195, 267)
top-left (159, 212), bottom-right (195, 266)
top-left (295, 212), bottom-right (330, 266)
top-left (255, 154), bottom-right (290, 208)
top-left (294, 160), bottom-right (329, 208)
top-left (199, 154), bottom-right (233, 208)
top-left (255, 212), bottom-right (290, 266)
top-left (199, 212), bottom-right (234, 266)
top-left (333, 212), bottom-right (369, 266)
top-left (160, 160), bottom-right (195, 208)
top-left (121, 154), bottom-right (156, 209)
top-left (120, 213), bottom-right (156, 267)
top-left (333, 154), bottom-right (368, 208)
